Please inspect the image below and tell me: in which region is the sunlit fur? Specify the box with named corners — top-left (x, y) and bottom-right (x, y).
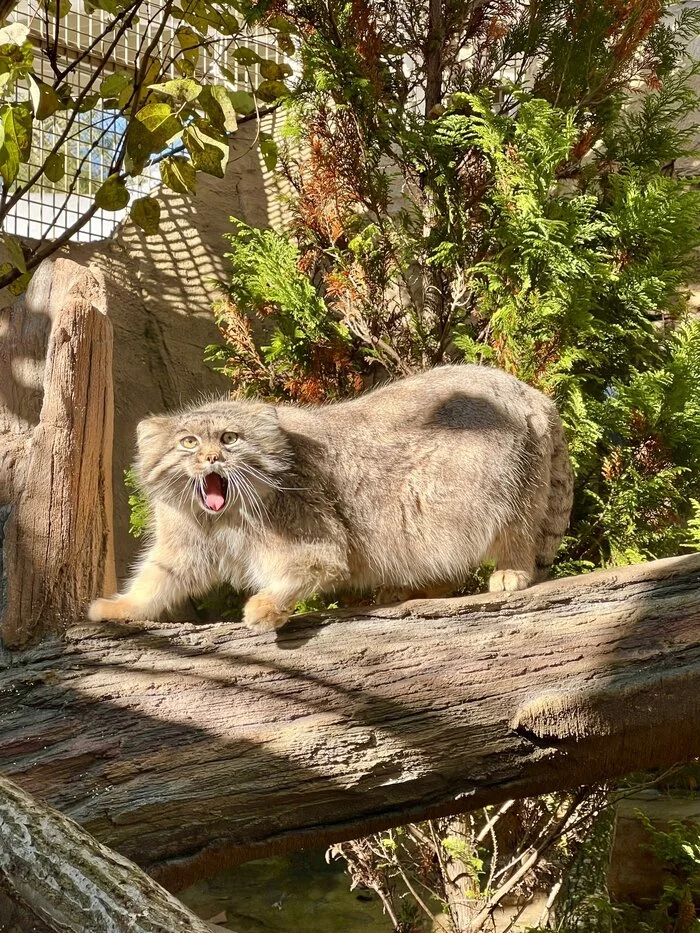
top-left (88, 365), bottom-right (574, 633)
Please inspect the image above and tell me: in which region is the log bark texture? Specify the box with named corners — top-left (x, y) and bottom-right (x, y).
top-left (1, 553), bottom-right (699, 890)
top-left (0, 774), bottom-right (213, 932)
top-left (0, 258), bottom-right (116, 648)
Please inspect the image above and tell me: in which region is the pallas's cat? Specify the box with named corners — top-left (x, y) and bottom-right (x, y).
top-left (89, 365), bottom-right (573, 633)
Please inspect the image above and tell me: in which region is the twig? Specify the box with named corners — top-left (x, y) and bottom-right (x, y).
top-left (467, 790), bottom-right (589, 932)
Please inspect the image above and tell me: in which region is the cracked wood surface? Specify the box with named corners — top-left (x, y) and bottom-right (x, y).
top-left (1, 553), bottom-right (699, 891)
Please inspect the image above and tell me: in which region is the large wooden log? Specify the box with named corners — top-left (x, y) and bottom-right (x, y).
top-left (0, 774), bottom-right (213, 932)
top-left (1, 553), bottom-right (699, 891)
top-left (0, 258), bottom-right (116, 648)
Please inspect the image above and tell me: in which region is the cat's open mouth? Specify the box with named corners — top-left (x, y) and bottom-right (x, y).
top-left (201, 472), bottom-right (228, 513)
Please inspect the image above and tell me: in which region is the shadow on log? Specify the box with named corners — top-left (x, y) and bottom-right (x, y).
top-left (1, 553), bottom-right (699, 891)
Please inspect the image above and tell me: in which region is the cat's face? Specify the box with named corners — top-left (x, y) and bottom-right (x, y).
top-left (135, 400), bottom-right (289, 521)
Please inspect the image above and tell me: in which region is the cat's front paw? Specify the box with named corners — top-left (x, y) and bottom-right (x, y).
top-left (88, 597), bottom-right (142, 622)
top-left (488, 570), bottom-right (533, 593)
top-left (243, 594), bottom-right (290, 634)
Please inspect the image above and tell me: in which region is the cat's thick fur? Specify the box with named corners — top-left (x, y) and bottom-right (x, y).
top-left (89, 365), bottom-right (573, 632)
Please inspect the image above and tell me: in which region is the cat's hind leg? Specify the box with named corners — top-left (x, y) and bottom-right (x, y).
top-left (486, 526), bottom-right (537, 594)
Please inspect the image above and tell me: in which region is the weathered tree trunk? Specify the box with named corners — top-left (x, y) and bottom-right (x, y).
top-left (1, 553), bottom-right (699, 891)
top-left (0, 774), bottom-right (213, 932)
top-left (0, 258), bottom-right (116, 648)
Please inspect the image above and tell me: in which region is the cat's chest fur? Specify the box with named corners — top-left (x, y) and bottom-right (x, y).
top-left (185, 518), bottom-right (286, 592)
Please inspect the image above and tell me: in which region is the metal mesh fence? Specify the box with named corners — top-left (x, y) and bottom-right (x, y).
top-left (6, 0), bottom-right (285, 242)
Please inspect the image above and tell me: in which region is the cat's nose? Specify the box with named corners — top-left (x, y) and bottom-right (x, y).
top-left (205, 452), bottom-right (220, 463)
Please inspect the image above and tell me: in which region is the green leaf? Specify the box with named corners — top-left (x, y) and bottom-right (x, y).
top-left (130, 195), bottom-right (161, 234)
top-left (134, 102), bottom-right (182, 140)
top-left (207, 8), bottom-right (239, 35)
top-left (0, 136), bottom-right (18, 186)
top-left (2, 102), bottom-right (31, 160)
top-left (0, 102), bottom-right (31, 184)
top-left (199, 85), bottom-right (237, 133)
top-left (149, 77), bottom-right (202, 103)
top-left (84, 0), bottom-right (120, 12)
top-left (255, 80), bottom-right (288, 103)
top-left (2, 232), bottom-right (26, 272)
top-left (181, 0), bottom-right (209, 33)
top-left (47, 0), bottom-right (72, 18)
top-left (184, 121), bottom-right (228, 177)
top-left (260, 134), bottom-right (278, 172)
top-left (210, 85), bottom-right (238, 131)
top-left (174, 59), bottom-right (195, 78)
top-left (267, 15), bottom-right (295, 31)
top-left (160, 154), bottom-right (196, 193)
top-left (180, 0), bottom-right (238, 34)
top-left (94, 174), bottom-right (130, 211)
top-left (259, 60), bottom-right (292, 81)
top-left (54, 82), bottom-right (73, 110)
top-left (0, 23), bottom-right (29, 45)
top-left (228, 89), bottom-right (255, 115)
top-left (0, 33), bottom-right (33, 87)
top-left (44, 150), bottom-right (65, 182)
top-left (100, 72), bottom-right (131, 100)
top-left (126, 102), bottom-right (181, 174)
top-left (176, 26), bottom-right (201, 70)
top-left (230, 46), bottom-right (262, 65)
top-left (27, 74), bottom-right (61, 120)
top-left (77, 93), bottom-right (100, 113)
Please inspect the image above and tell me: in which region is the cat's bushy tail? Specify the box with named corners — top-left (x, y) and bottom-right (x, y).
top-left (536, 409), bottom-right (574, 572)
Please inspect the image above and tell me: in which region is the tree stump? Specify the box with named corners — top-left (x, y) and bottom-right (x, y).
top-left (0, 258), bottom-right (116, 648)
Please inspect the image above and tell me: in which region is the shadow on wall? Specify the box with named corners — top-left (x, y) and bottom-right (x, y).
top-left (66, 114), bottom-right (289, 579)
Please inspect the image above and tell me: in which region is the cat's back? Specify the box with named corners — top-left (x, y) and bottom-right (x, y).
top-left (268, 365), bottom-right (571, 587)
top-left (276, 364), bottom-right (554, 441)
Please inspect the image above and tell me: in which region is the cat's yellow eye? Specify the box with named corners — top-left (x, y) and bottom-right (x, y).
top-left (221, 431), bottom-right (239, 446)
top-left (179, 436), bottom-right (199, 450)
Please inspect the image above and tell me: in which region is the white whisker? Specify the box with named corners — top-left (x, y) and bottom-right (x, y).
top-left (241, 462), bottom-right (306, 492)
top-left (233, 468), bottom-right (268, 528)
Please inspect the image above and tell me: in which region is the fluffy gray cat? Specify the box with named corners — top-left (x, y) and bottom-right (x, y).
top-left (89, 365), bottom-right (573, 632)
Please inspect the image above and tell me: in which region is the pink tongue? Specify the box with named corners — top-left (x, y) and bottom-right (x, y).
top-left (204, 473), bottom-right (225, 511)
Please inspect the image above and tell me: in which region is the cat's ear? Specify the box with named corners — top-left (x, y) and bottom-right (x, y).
top-left (256, 404), bottom-right (279, 423)
top-left (248, 403), bottom-right (281, 444)
top-left (136, 414), bottom-right (173, 449)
